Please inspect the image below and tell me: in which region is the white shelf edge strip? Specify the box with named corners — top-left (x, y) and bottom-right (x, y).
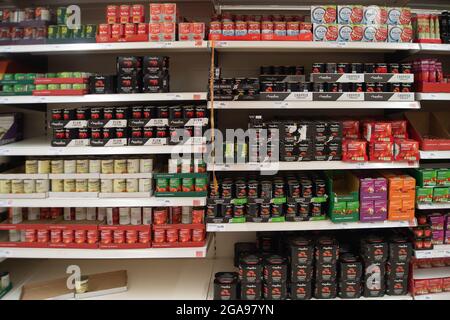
top-left (416, 203), bottom-right (450, 210)
top-left (207, 219), bottom-right (416, 232)
top-left (414, 292), bottom-right (450, 300)
top-left (208, 101), bottom-right (421, 109)
top-left (0, 197), bottom-right (206, 207)
top-left (420, 150), bottom-right (450, 159)
top-left (415, 245), bottom-right (450, 259)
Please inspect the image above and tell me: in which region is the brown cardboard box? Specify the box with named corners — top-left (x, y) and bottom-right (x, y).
top-left (405, 112), bottom-right (450, 151)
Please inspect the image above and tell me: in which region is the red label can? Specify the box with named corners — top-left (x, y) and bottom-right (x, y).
top-left (179, 229), bottom-right (192, 242)
top-left (119, 5), bottom-right (131, 23)
top-left (124, 23), bottom-right (136, 36)
top-left (101, 229), bottom-right (113, 244)
top-left (25, 229), bottom-right (36, 243)
top-left (75, 230), bottom-right (86, 244)
top-left (137, 23), bottom-right (148, 35)
top-left (106, 5), bottom-right (119, 24)
top-left (154, 229), bottom-right (166, 243)
top-left (248, 21), bottom-right (261, 34)
top-left (139, 230), bottom-right (150, 244)
top-left (99, 24), bottom-right (111, 36)
top-left (261, 21), bottom-right (274, 35)
top-left (62, 229), bottom-right (74, 244)
top-left (87, 230), bottom-right (98, 244)
top-left (274, 21), bottom-right (287, 36)
top-left (166, 229), bottom-right (178, 243)
top-left (114, 229), bottom-right (125, 244)
top-left (37, 229), bottom-right (49, 243)
top-left (40, 207), bottom-right (50, 219)
top-left (132, 4), bottom-right (145, 23)
top-left (222, 21), bottom-right (235, 36)
top-left (51, 208), bottom-right (62, 219)
top-left (153, 208), bottom-right (168, 225)
top-left (209, 21), bottom-right (222, 35)
top-left (50, 229), bottom-right (62, 243)
top-left (170, 207), bottom-right (182, 224)
top-left (111, 23), bottom-right (124, 37)
top-left (192, 229), bottom-right (205, 242)
top-left (192, 208), bottom-right (204, 224)
top-left (235, 21), bottom-right (247, 37)
top-left (126, 230), bottom-right (138, 244)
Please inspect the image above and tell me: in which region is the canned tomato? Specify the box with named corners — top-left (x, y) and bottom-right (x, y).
top-left (113, 229), bottom-right (125, 244)
top-left (139, 230), bottom-right (151, 243)
top-left (351, 83), bottom-right (364, 92)
top-left (154, 229), bottom-right (166, 243)
top-left (366, 83), bottom-right (376, 92)
top-left (376, 83), bottom-right (387, 92)
top-left (261, 20), bottom-right (274, 35)
top-left (143, 106), bottom-right (154, 119)
top-left (182, 178), bottom-right (194, 192)
top-left (37, 229), bottom-right (49, 243)
top-left (234, 204), bottom-right (245, 217)
top-left (87, 230), bottom-right (98, 244)
top-left (62, 229), bottom-right (74, 244)
top-left (156, 106), bottom-right (169, 118)
top-left (51, 159), bottom-right (63, 174)
top-left (113, 179), bottom-right (126, 193)
top-left (401, 63), bottom-right (412, 74)
top-left (40, 208), bottom-right (50, 219)
top-left (25, 229), bottom-right (36, 242)
top-left (101, 179), bottom-right (113, 193)
top-left (166, 229), bottom-right (178, 243)
top-left (153, 208), bottom-right (168, 225)
top-left (11, 27), bottom-right (24, 40)
top-left (64, 179), bottom-right (75, 192)
top-left (101, 230), bottom-right (113, 244)
top-left (325, 63), bottom-right (337, 73)
top-left (170, 207), bottom-right (182, 224)
top-left (126, 230), bottom-right (138, 244)
top-left (138, 178), bottom-right (151, 192)
top-left (169, 177), bottom-right (181, 192)
top-left (169, 105), bottom-right (183, 119)
top-left (375, 63), bottom-right (388, 73)
top-left (195, 177), bottom-right (207, 192)
top-left (337, 63), bottom-right (350, 74)
top-left (101, 159), bottom-right (114, 174)
top-left (388, 63), bottom-right (400, 73)
top-left (390, 83), bottom-right (401, 92)
top-left (192, 229), bottom-right (205, 242)
top-left (50, 229), bottom-right (62, 243)
top-left (192, 208), bottom-right (204, 224)
top-left (401, 83), bottom-right (412, 92)
top-left (51, 208), bottom-right (62, 219)
top-left (114, 159), bottom-right (127, 174)
top-left (24, 180), bottom-right (35, 194)
top-left (260, 203), bottom-right (271, 218)
top-left (156, 177), bottom-right (169, 192)
top-left (142, 127), bottom-right (153, 138)
top-left (51, 179), bottom-right (64, 192)
top-left (126, 179), bottom-right (138, 192)
top-left (76, 179), bottom-right (88, 192)
top-left (156, 127), bottom-right (167, 138)
top-left (11, 180), bottom-right (24, 194)
top-left (179, 229), bottom-right (192, 242)
top-left (76, 159), bottom-right (89, 173)
top-left (274, 21), bottom-right (287, 36)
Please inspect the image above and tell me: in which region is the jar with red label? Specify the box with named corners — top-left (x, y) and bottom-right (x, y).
top-left (261, 20), bottom-right (274, 35)
top-left (222, 21), bottom-right (235, 36)
top-left (235, 21), bottom-right (247, 37)
top-left (126, 230), bottom-right (138, 244)
top-left (166, 229), bottom-right (178, 243)
top-left (192, 208), bottom-right (205, 224)
top-left (50, 229), bottom-right (62, 243)
top-left (192, 228), bottom-right (205, 242)
top-left (37, 229), bottom-right (49, 243)
top-left (156, 106), bottom-right (169, 118)
top-left (154, 229), bottom-right (166, 243)
top-left (179, 228), bottom-right (192, 242)
top-left (209, 21), bottom-right (222, 35)
top-left (101, 229), bottom-right (113, 244)
top-left (87, 230), bottom-right (98, 244)
top-left (113, 229), bottom-right (125, 244)
top-left (75, 229), bottom-right (86, 244)
top-left (153, 208), bottom-right (168, 225)
top-left (274, 22), bottom-right (287, 37)
top-left (62, 229), bottom-right (73, 244)
top-left (139, 230), bottom-right (151, 244)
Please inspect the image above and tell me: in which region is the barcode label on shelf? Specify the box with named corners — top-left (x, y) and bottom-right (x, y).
top-left (208, 224), bottom-right (225, 232)
top-left (0, 250), bottom-right (10, 257)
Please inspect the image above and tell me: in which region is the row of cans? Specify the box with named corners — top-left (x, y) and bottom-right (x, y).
top-left (48, 178), bottom-right (152, 194)
top-left (0, 7), bottom-right (51, 23)
top-left (260, 66), bottom-right (305, 75)
top-left (0, 26), bottom-right (46, 41)
top-left (311, 82), bottom-right (412, 93)
top-left (36, 83), bottom-right (87, 91)
top-left (156, 176), bottom-right (207, 193)
top-left (210, 20), bottom-right (312, 37)
top-left (153, 228), bottom-right (205, 244)
top-left (47, 24), bottom-right (97, 40)
top-left (311, 62), bottom-right (412, 74)
top-left (52, 105), bottom-right (207, 121)
top-left (152, 207), bottom-right (204, 225)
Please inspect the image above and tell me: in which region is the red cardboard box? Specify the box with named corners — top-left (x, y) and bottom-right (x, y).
top-left (369, 141), bottom-right (394, 161)
top-left (394, 139), bottom-right (419, 161)
top-left (106, 5), bottom-right (119, 24)
top-left (149, 3), bottom-right (177, 23)
top-left (405, 111), bottom-right (450, 151)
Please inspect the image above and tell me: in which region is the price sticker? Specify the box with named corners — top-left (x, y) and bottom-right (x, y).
top-left (0, 250), bottom-right (10, 257)
top-left (337, 42), bottom-right (347, 48)
top-left (208, 224), bottom-right (225, 232)
top-left (444, 250), bottom-right (450, 257)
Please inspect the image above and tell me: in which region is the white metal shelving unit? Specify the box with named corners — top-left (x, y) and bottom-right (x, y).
top-left (0, 92), bottom-right (207, 104)
top-left (209, 101), bottom-right (421, 110)
top-left (416, 203), bottom-right (450, 210)
top-left (207, 219), bottom-right (416, 232)
top-left (416, 92), bottom-right (450, 101)
top-left (0, 197), bottom-right (206, 208)
top-left (0, 137), bottom-right (206, 156)
top-left (414, 292), bottom-right (450, 300)
top-left (208, 161), bottom-right (419, 172)
top-left (415, 244), bottom-right (450, 259)
top-left (420, 150), bottom-right (450, 160)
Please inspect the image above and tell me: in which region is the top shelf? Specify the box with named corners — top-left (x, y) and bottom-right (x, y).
top-left (2, 41), bottom-right (450, 55)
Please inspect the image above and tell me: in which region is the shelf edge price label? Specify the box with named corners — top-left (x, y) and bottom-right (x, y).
top-left (0, 250), bottom-right (10, 257)
top-left (445, 250), bottom-right (450, 257)
top-left (208, 224), bottom-right (225, 232)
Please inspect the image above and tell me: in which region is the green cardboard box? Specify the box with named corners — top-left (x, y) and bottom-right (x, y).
top-left (433, 187), bottom-right (449, 203)
top-left (412, 169), bottom-right (436, 187)
top-left (416, 187), bottom-right (433, 203)
top-left (436, 169), bottom-right (450, 186)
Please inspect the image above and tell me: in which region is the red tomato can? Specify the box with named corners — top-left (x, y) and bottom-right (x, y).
top-left (153, 208), bottom-right (168, 225)
top-left (192, 228), bottom-right (205, 242)
top-left (40, 207), bottom-right (51, 219)
top-left (126, 230), bottom-right (138, 244)
top-left (192, 208), bottom-right (204, 224)
top-left (179, 228), bottom-right (192, 242)
top-left (37, 229), bottom-right (49, 243)
top-left (139, 230), bottom-right (151, 244)
top-left (154, 229), bottom-right (166, 243)
top-left (119, 5), bottom-right (131, 23)
top-left (111, 23), bottom-right (124, 37)
top-left (25, 229), bottom-right (36, 242)
top-left (137, 23), bottom-right (148, 35)
top-left (124, 23), bottom-right (136, 36)
top-left (170, 206), bottom-right (182, 224)
top-left (101, 229), bottom-right (113, 244)
top-left (51, 208), bottom-right (62, 219)
top-left (87, 230), bottom-right (98, 244)
top-left (166, 229), bottom-right (178, 243)
top-left (50, 229), bottom-right (62, 243)
top-left (75, 230), bottom-right (86, 244)
top-left (106, 5), bottom-right (119, 24)
top-left (114, 229), bottom-right (125, 244)
top-left (62, 229), bottom-right (74, 244)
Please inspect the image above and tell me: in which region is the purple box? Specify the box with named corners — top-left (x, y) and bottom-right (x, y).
top-left (359, 176), bottom-right (387, 201)
top-left (432, 230), bottom-right (444, 245)
top-left (0, 113), bottom-right (23, 146)
top-left (445, 230), bottom-right (450, 244)
top-left (429, 213), bottom-right (445, 231)
top-left (445, 214), bottom-right (450, 232)
top-left (360, 200), bottom-right (387, 222)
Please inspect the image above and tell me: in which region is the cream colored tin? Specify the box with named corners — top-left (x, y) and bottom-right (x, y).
top-left (113, 179), bottom-right (126, 193)
top-left (64, 160), bottom-right (76, 174)
top-left (76, 179), bottom-right (88, 192)
top-left (51, 160), bottom-right (64, 174)
top-left (119, 207), bottom-right (130, 225)
top-left (88, 179), bottom-right (100, 192)
top-left (130, 207), bottom-right (142, 225)
top-left (86, 207), bottom-right (97, 221)
top-left (75, 207), bottom-right (86, 220)
top-left (25, 160), bottom-right (38, 174)
top-left (114, 159), bottom-right (127, 174)
top-left (89, 159), bottom-right (101, 173)
top-left (101, 179), bottom-right (113, 193)
top-left (76, 159), bottom-right (89, 174)
top-left (28, 207), bottom-right (40, 220)
top-left (63, 179), bottom-right (76, 192)
top-left (0, 180), bottom-right (11, 194)
top-left (101, 159), bottom-right (114, 174)
top-left (127, 159), bottom-right (140, 173)
top-left (36, 179), bottom-right (49, 193)
top-left (11, 180), bottom-right (24, 194)
top-left (126, 178), bottom-right (138, 192)
top-left (139, 178), bottom-right (152, 192)
top-left (51, 179), bottom-right (64, 192)
top-left (38, 160), bottom-right (50, 174)
top-left (23, 179), bottom-right (36, 194)
top-left (139, 158), bottom-right (153, 173)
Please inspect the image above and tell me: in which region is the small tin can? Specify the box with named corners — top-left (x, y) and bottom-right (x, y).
top-left (51, 179), bottom-right (64, 192)
top-left (182, 178), bottom-right (194, 192)
top-left (153, 208), bottom-right (168, 225)
top-left (166, 229), bottom-right (178, 243)
top-left (35, 7), bottom-right (50, 21)
top-left (89, 159), bottom-right (101, 173)
top-left (63, 207), bottom-right (74, 221)
top-left (51, 160), bottom-right (64, 174)
top-left (76, 179), bottom-right (88, 192)
top-left (192, 208), bottom-right (204, 224)
top-left (388, 63), bottom-right (400, 73)
top-left (169, 177), bottom-right (181, 192)
top-left (101, 159), bottom-right (114, 174)
top-left (127, 159), bottom-right (140, 173)
top-left (87, 230), bottom-right (98, 244)
top-left (364, 63), bottom-right (375, 73)
top-left (170, 207), bottom-right (182, 224)
top-left (64, 179), bottom-right (76, 192)
top-left (138, 178), bottom-right (152, 192)
top-left (140, 158), bottom-right (153, 173)
top-left (50, 229), bottom-right (62, 243)
top-left (58, 25), bottom-right (71, 39)
top-left (64, 160), bottom-right (76, 174)
top-left (101, 230), bottom-right (113, 244)
top-left (75, 208), bottom-right (86, 220)
top-left (37, 229), bottom-right (49, 243)
top-left (326, 63), bottom-right (337, 73)
top-left (76, 159), bottom-right (89, 173)
top-left (11, 180), bottom-right (24, 194)
top-left (126, 230), bottom-right (138, 244)
top-left (25, 160), bottom-right (38, 174)
top-left (351, 63), bottom-right (364, 73)
top-left (88, 179), bottom-right (100, 192)
top-left (106, 209), bottom-right (118, 225)
top-left (113, 230), bottom-right (125, 244)
top-left (74, 230), bottom-right (86, 244)
top-left (126, 179), bottom-right (138, 192)
top-left (86, 208), bottom-right (97, 221)
top-left (390, 83), bottom-right (401, 93)
top-left (0, 180), bottom-right (11, 194)
top-left (192, 229), bottom-right (205, 242)
top-left (25, 229), bottom-right (37, 242)
top-left (119, 208), bottom-right (130, 225)
top-left (101, 179), bottom-right (113, 193)
top-left (179, 229), bottom-right (192, 242)
top-left (62, 230), bottom-right (74, 244)
top-left (139, 230), bottom-right (151, 243)
top-left (130, 208), bottom-right (142, 225)
top-left (113, 179), bottom-right (126, 193)
top-left (114, 159), bottom-right (127, 174)
top-left (23, 179), bottom-right (36, 194)
top-left (154, 229), bottom-right (166, 243)
top-left (35, 180), bottom-right (49, 195)
top-left (337, 63), bottom-right (350, 74)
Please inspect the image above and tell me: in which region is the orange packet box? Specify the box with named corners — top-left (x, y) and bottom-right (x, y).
top-left (401, 175), bottom-right (416, 192)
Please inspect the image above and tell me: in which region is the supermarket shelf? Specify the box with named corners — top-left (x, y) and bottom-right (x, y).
top-left (209, 101), bottom-right (421, 110)
top-left (0, 137), bottom-right (206, 156)
top-left (0, 236), bottom-right (211, 259)
top-left (416, 203), bottom-right (450, 210)
top-left (2, 258), bottom-right (215, 300)
top-left (0, 257), bottom-right (5, 263)
top-left (212, 41), bottom-right (421, 52)
top-left (207, 219), bottom-right (416, 232)
top-left (420, 150), bottom-right (450, 159)
top-left (419, 43), bottom-right (450, 54)
top-left (0, 196), bottom-right (206, 208)
top-left (207, 161), bottom-right (419, 172)
top-left (413, 266), bottom-right (450, 280)
top-left (0, 92), bottom-right (207, 104)
top-left (414, 292), bottom-right (450, 300)
top-left (416, 92), bottom-right (450, 100)
top-left (0, 41), bottom-right (209, 55)
top-left (415, 245), bottom-right (450, 259)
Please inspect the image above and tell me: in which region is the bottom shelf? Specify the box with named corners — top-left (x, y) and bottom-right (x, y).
top-left (414, 292), bottom-right (450, 300)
